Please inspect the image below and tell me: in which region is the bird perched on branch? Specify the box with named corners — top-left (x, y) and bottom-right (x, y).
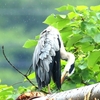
top-left (33, 26), bottom-right (75, 93)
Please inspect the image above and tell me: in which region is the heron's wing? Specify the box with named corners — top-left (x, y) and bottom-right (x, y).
top-left (33, 26), bottom-right (61, 89)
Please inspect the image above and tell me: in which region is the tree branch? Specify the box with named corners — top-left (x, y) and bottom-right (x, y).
top-left (2, 46), bottom-right (47, 94)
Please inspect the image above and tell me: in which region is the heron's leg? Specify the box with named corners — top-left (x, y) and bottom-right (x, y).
top-left (48, 84), bottom-right (51, 94)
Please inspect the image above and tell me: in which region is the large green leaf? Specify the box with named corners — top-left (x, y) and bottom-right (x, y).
top-left (23, 39), bottom-right (37, 48)
top-left (67, 34), bottom-right (82, 48)
top-left (88, 50), bottom-right (100, 67)
top-left (43, 14), bottom-right (56, 25)
top-left (80, 43), bottom-right (94, 52)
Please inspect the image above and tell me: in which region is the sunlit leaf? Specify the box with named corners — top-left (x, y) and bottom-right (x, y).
top-left (76, 6), bottom-right (88, 11)
top-left (90, 5), bottom-right (100, 11)
top-left (43, 14), bottom-right (56, 25)
top-left (59, 15), bottom-right (66, 19)
top-left (68, 12), bottom-right (78, 19)
top-left (23, 39), bottom-right (37, 48)
top-left (24, 72), bottom-right (36, 81)
top-left (61, 60), bottom-right (66, 66)
top-left (76, 83), bottom-right (85, 88)
top-left (91, 64), bottom-right (99, 73)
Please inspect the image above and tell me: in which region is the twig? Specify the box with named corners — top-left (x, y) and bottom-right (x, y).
top-left (2, 46), bottom-right (48, 94)
top-left (2, 46), bottom-right (24, 76)
top-left (26, 64), bottom-right (33, 75)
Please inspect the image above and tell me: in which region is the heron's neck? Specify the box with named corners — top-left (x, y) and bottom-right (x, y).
top-left (60, 38), bottom-right (75, 84)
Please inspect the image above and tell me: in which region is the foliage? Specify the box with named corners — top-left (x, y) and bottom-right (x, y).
top-left (23, 5), bottom-right (100, 91)
top-left (0, 82), bottom-right (35, 100)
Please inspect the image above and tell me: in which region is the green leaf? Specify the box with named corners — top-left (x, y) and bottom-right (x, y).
top-left (56, 5), bottom-right (67, 12)
top-left (81, 21), bottom-right (86, 31)
top-left (67, 34), bottom-right (82, 48)
top-left (43, 14), bottom-right (56, 25)
top-left (35, 35), bottom-right (40, 40)
top-left (57, 19), bottom-right (70, 30)
top-left (93, 33), bottom-right (100, 43)
top-left (81, 43), bottom-right (94, 52)
top-left (61, 81), bottom-right (76, 90)
top-left (90, 5), bottom-right (100, 11)
top-left (79, 36), bottom-right (93, 43)
top-left (56, 5), bottom-right (75, 12)
top-left (88, 50), bottom-right (100, 67)
top-left (67, 4), bottom-right (75, 12)
top-left (68, 12), bottom-right (78, 19)
top-left (60, 27), bottom-right (72, 43)
top-left (76, 6), bottom-right (88, 11)
top-left (0, 86), bottom-right (13, 96)
top-left (78, 63), bottom-right (87, 70)
top-left (71, 73), bottom-right (81, 83)
top-left (76, 83), bottom-right (85, 88)
top-left (96, 73), bottom-right (100, 82)
top-left (24, 72), bottom-right (35, 81)
top-left (81, 69), bottom-right (94, 80)
top-left (61, 60), bottom-right (66, 66)
top-left (92, 64), bottom-right (100, 73)
top-left (96, 13), bottom-right (100, 20)
top-left (23, 39), bottom-right (37, 48)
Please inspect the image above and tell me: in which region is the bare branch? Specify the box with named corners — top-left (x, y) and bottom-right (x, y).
top-left (2, 46), bottom-right (48, 94)
top-left (2, 46), bottom-right (24, 76)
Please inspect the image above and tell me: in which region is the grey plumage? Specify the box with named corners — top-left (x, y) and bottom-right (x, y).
top-left (33, 26), bottom-right (61, 89)
top-left (33, 26), bottom-right (75, 90)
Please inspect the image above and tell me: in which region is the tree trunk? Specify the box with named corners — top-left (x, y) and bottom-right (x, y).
top-left (33, 82), bottom-right (100, 100)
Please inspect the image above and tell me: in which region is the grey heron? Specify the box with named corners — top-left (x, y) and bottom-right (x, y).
top-left (33, 26), bottom-right (75, 93)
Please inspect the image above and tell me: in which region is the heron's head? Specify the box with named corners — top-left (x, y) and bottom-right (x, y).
top-left (67, 63), bottom-right (75, 76)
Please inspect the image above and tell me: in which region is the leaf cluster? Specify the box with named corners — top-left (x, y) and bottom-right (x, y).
top-left (24, 5), bottom-right (100, 91)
